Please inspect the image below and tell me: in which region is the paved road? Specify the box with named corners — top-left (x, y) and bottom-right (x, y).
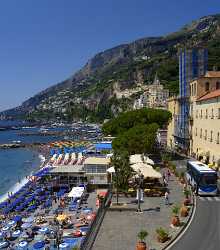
top-left (170, 196), bottom-right (220, 250)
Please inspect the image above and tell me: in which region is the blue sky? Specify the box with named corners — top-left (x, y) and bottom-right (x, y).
top-left (0, 0), bottom-right (220, 111)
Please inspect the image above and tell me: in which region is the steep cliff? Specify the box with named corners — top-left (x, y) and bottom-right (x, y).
top-left (2, 14), bottom-right (220, 121)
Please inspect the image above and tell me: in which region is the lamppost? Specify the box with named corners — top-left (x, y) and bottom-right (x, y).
top-left (136, 170), bottom-right (144, 213)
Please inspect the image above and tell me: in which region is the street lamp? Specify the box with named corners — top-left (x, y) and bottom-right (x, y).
top-left (136, 170), bottom-right (144, 213)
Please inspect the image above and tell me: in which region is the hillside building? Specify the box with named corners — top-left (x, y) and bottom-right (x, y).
top-left (133, 74), bottom-right (169, 110)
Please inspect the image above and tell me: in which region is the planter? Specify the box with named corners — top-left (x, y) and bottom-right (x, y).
top-left (157, 235), bottom-right (169, 243)
top-left (136, 241), bottom-right (147, 250)
top-left (184, 198), bottom-right (191, 206)
top-left (171, 216), bottom-right (180, 226)
top-left (180, 205), bottom-right (188, 217)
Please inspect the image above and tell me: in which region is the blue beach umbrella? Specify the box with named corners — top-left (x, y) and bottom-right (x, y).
top-left (38, 227), bottom-right (49, 234)
top-left (2, 226), bottom-right (9, 232)
top-left (17, 241), bottom-right (28, 249)
top-left (22, 216), bottom-right (34, 223)
top-left (13, 215), bottom-right (22, 222)
top-left (21, 222), bottom-right (32, 229)
top-left (7, 220), bottom-right (16, 227)
top-left (0, 241), bottom-right (9, 249)
top-left (12, 230), bottom-right (21, 238)
top-left (59, 242), bottom-right (70, 249)
top-left (33, 241), bottom-right (45, 249)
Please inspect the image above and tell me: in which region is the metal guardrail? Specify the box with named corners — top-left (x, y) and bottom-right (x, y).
top-left (80, 189), bottom-right (112, 250)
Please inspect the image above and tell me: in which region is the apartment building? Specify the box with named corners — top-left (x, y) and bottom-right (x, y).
top-left (190, 71), bottom-right (220, 164)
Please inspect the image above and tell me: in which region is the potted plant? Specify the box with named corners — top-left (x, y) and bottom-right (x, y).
top-left (179, 172), bottom-right (185, 184)
top-left (171, 205), bottom-right (180, 226)
top-left (156, 227), bottom-right (169, 243)
top-left (180, 204), bottom-right (188, 217)
top-left (136, 230), bottom-right (148, 250)
top-left (183, 189), bottom-right (191, 206)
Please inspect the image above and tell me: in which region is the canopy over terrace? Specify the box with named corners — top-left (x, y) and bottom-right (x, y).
top-left (132, 162), bottom-right (162, 179)
top-left (95, 142), bottom-right (112, 151)
top-left (49, 165), bottom-right (86, 186)
top-left (130, 154), bottom-right (154, 165)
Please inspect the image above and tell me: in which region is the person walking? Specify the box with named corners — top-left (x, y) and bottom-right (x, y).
top-left (165, 191), bottom-right (169, 205)
top-left (167, 169), bottom-right (171, 181)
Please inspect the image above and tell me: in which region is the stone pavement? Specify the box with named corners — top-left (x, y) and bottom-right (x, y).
top-left (92, 169), bottom-right (185, 250)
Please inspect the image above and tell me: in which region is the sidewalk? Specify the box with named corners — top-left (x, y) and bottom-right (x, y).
top-left (92, 170), bottom-right (185, 250)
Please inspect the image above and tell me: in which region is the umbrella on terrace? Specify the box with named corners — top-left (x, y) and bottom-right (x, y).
top-left (132, 163), bottom-right (162, 179)
top-left (22, 216), bottom-right (34, 223)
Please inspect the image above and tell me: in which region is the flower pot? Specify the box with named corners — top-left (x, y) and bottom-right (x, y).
top-left (157, 235), bottom-right (169, 243)
top-left (136, 241), bottom-right (147, 250)
top-left (171, 216), bottom-right (180, 226)
top-left (184, 198), bottom-right (191, 206)
top-left (180, 206), bottom-right (188, 217)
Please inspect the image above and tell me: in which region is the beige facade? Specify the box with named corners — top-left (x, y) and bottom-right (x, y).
top-left (167, 97), bottom-right (179, 149)
top-left (190, 97), bottom-right (220, 163)
top-left (189, 71), bottom-right (220, 164)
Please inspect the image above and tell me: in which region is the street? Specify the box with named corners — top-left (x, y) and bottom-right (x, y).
top-left (170, 196), bottom-right (220, 250)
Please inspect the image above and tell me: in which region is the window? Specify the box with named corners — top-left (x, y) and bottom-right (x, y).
top-left (205, 82), bottom-right (210, 91)
top-left (217, 132), bottom-right (220, 144)
top-left (205, 130), bottom-right (207, 140)
top-left (200, 129), bottom-right (202, 138)
top-left (210, 131), bottom-right (213, 142)
top-left (211, 109), bottom-right (214, 119)
top-left (200, 109), bottom-right (202, 118)
top-left (218, 108), bottom-right (220, 119)
top-left (205, 109), bottom-right (208, 119)
top-left (195, 128), bottom-right (197, 136)
top-left (194, 83), bottom-right (196, 96)
top-left (216, 82), bottom-right (220, 90)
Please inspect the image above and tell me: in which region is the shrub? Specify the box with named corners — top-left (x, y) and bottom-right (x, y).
top-left (172, 205), bottom-right (180, 216)
top-left (156, 227), bottom-right (169, 242)
top-left (137, 230), bottom-right (148, 242)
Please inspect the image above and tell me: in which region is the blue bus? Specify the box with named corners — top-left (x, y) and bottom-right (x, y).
top-left (186, 160), bottom-right (218, 196)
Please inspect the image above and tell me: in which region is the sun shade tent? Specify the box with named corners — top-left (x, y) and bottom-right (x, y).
top-left (132, 163), bottom-right (162, 178)
top-left (68, 186), bottom-right (85, 198)
top-left (130, 154), bottom-right (145, 164)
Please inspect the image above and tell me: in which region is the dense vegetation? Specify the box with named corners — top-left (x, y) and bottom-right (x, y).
top-left (102, 108), bottom-right (172, 136)
top-left (103, 108), bottom-right (172, 154)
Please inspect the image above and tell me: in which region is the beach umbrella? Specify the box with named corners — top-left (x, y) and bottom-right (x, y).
top-left (59, 242), bottom-right (70, 249)
top-left (12, 230), bottom-right (21, 238)
top-left (18, 241), bottom-right (28, 249)
top-left (106, 166), bottom-right (115, 173)
top-left (33, 241), bottom-right (45, 249)
top-left (22, 216), bottom-right (34, 223)
top-left (13, 215), bottom-right (22, 222)
top-left (2, 226), bottom-right (9, 232)
top-left (7, 220), bottom-right (16, 227)
top-left (0, 241), bottom-right (9, 249)
top-left (21, 223), bottom-right (32, 229)
top-left (0, 232), bottom-right (5, 239)
top-left (38, 227), bottom-right (49, 234)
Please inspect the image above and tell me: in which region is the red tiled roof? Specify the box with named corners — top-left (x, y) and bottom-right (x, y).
top-left (197, 89), bottom-right (220, 101)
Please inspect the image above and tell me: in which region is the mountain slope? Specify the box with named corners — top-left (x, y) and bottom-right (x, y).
top-left (2, 14), bottom-right (220, 121)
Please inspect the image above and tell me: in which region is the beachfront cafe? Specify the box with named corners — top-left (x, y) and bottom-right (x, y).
top-left (49, 165), bottom-right (87, 187)
top-left (83, 157), bottom-right (111, 187)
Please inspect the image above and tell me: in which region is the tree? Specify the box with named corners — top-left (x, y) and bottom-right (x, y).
top-left (110, 151), bottom-right (134, 204)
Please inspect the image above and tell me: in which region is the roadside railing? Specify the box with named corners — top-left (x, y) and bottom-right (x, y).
top-left (80, 189), bottom-right (112, 250)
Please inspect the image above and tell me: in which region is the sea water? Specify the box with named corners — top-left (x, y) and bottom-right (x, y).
top-left (0, 148), bottom-right (41, 199)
